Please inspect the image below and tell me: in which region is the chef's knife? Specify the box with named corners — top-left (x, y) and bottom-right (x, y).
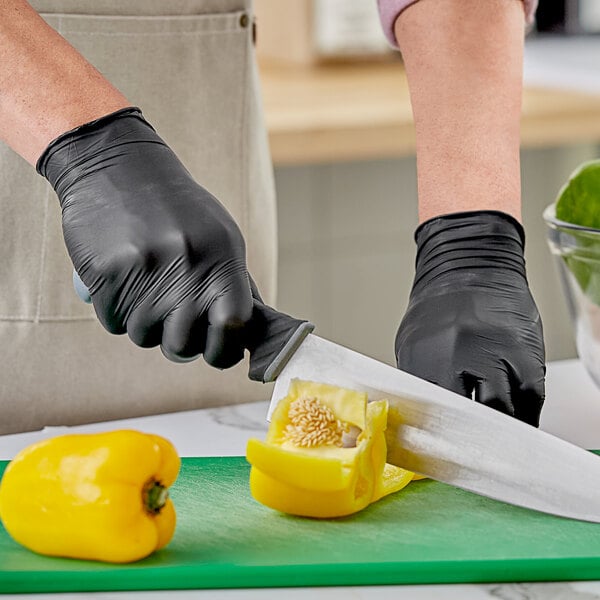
top-left (74, 272), bottom-right (600, 523)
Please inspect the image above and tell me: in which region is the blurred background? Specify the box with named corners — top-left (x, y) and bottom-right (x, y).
top-left (254, 0), bottom-right (600, 366)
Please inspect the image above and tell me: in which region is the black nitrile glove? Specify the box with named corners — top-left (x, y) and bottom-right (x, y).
top-left (37, 107), bottom-right (253, 368)
top-left (395, 211), bottom-right (545, 426)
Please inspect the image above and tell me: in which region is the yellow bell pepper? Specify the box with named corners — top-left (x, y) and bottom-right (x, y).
top-left (0, 429), bottom-right (180, 563)
top-left (246, 380), bottom-right (415, 518)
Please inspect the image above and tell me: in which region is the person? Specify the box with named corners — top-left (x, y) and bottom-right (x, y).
top-left (0, 0), bottom-right (545, 434)
top-left (379, 0), bottom-right (545, 425)
top-left (0, 0), bottom-right (277, 434)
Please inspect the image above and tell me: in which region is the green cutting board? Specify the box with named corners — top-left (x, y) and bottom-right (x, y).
top-left (2, 456), bottom-right (600, 594)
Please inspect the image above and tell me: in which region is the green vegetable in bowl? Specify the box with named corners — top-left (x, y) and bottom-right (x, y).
top-left (556, 160), bottom-right (600, 228)
top-left (555, 159), bottom-right (600, 306)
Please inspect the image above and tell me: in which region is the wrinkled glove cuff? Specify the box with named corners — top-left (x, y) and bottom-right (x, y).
top-left (412, 211), bottom-right (527, 291)
top-left (36, 106), bottom-right (147, 184)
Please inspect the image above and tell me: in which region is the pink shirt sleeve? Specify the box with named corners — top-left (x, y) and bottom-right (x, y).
top-left (377, 0), bottom-right (539, 47)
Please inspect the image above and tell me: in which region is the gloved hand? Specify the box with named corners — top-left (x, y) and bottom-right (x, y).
top-left (395, 211), bottom-right (545, 426)
top-left (37, 107), bottom-right (253, 368)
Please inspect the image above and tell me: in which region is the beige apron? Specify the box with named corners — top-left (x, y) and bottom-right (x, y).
top-left (0, 0), bottom-right (277, 434)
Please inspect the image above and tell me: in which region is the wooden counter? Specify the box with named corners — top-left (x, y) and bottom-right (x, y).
top-left (259, 60), bottom-right (600, 166)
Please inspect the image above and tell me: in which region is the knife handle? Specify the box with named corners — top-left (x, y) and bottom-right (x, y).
top-left (72, 270), bottom-right (313, 383)
top-left (246, 297), bottom-right (314, 382)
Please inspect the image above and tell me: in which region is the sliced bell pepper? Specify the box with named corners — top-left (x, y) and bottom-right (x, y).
top-left (246, 379), bottom-right (415, 518)
top-left (0, 429), bottom-right (180, 563)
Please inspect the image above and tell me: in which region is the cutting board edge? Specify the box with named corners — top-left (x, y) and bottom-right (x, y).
top-left (3, 556), bottom-right (600, 594)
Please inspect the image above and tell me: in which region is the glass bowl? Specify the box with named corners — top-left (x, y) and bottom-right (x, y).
top-left (544, 203), bottom-right (600, 389)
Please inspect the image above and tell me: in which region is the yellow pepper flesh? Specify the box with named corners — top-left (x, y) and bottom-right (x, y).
top-left (0, 430), bottom-right (180, 563)
top-left (246, 380), bottom-right (415, 518)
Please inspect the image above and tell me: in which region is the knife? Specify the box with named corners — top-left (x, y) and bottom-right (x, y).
top-left (74, 272), bottom-right (600, 523)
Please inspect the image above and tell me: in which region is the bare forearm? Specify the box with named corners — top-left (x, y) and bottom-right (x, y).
top-left (395, 0), bottom-right (525, 223)
top-left (0, 0), bottom-right (129, 164)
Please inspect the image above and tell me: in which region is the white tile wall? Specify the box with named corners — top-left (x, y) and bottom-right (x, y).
top-left (275, 144), bottom-right (600, 364)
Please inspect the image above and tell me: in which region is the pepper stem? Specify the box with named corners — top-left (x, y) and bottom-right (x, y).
top-left (143, 479), bottom-right (169, 514)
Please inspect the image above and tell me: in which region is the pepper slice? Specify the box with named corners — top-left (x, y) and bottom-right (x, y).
top-left (246, 380), bottom-right (415, 518)
top-left (0, 429), bottom-right (180, 563)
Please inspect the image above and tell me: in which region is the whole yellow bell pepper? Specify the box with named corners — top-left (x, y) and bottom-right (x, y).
top-left (246, 380), bottom-right (415, 518)
top-left (0, 429), bottom-right (180, 563)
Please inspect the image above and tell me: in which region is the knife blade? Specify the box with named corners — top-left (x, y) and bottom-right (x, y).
top-left (72, 271), bottom-right (600, 522)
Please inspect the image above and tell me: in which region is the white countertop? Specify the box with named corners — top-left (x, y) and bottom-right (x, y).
top-left (1, 359), bottom-right (599, 599)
